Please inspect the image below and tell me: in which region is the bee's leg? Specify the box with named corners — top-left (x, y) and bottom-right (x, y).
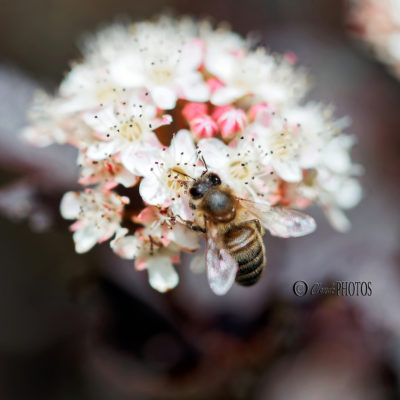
top-left (191, 224), bottom-right (206, 233)
top-left (249, 219), bottom-right (265, 235)
top-left (175, 215), bottom-right (206, 233)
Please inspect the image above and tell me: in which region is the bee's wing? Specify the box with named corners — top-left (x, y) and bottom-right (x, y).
top-left (241, 200), bottom-right (316, 238)
top-left (206, 236), bottom-right (238, 296)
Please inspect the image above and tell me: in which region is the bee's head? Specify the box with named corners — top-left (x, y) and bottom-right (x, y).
top-left (189, 172), bottom-right (221, 199)
top-left (189, 173), bottom-right (236, 222)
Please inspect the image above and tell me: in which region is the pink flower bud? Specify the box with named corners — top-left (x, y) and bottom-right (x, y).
top-left (182, 102), bottom-right (208, 121)
top-left (190, 115), bottom-right (219, 138)
top-left (216, 108), bottom-right (248, 138)
top-left (248, 102), bottom-right (268, 120)
top-left (248, 102), bottom-right (275, 125)
top-left (206, 77), bottom-right (225, 93)
top-left (211, 105), bottom-right (234, 121)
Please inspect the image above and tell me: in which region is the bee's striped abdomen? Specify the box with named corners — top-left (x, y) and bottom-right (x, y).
top-left (224, 221), bottom-right (266, 287)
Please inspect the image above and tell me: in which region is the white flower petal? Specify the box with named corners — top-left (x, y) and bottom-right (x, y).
top-left (170, 198), bottom-right (195, 221)
top-left (83, 106), bottom-right (116, 132)
top-left (178, 72), bottom-right (210, 102)
top-left (325, 206), bottom-right (351, 233)
top-left (272, 160), bottom-right (303, 182)
top-left (109, 54), bottom-right (145, 87)
top-left (116, 169), bottom-right (139, 187)
top-left (178, 40), bottom-right (203, 72)
top-left (205, 50), bottom-right (236, 82)
top-left (147, 257), bottom-right (179, 292)
top-left (60, 192), bottom-right (81, 220)
top-left (120, 142), bottom-right (159, 176)
top-left (111, 229), bottom-right (140, 259)
top-left (197, 138), bottom-right (229, 169)
top-left (73, 226), bottom-right (99, 253)
top-left (298, 144), bottom-right (321, 169)
top-left (256, 83), bottom-right (288, 105)
top-left (169, 223), bottom-right (200, 251)
top-left (139, 176), bottom-right (170, 206)
top-left (211, 86), bottom-right (244, 105)
top-left (169, 129), bottom-right (196, 161)
top-left (322, 136), bottom-right (354, 173)
top-left (151, 86), bottom-right (177, 110)
top-left (335, 179), bottom-right (363, 209)
top-left (87, 140), bottom-right (119, 161)
top-left (323, 148), bottom-right (351, 174)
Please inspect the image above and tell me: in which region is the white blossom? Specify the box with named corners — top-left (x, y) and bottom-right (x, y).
top-left (83, 94), bottom-right (170, 164)
top-left (197, 137), bottom-right (279, 202)
top-left (59, 65), bottom-right (134, 114)
top-left (22, 90), bottom-right (92, 147)
top-left (249, 112), bottom-right (304, 182)
top-left (349, 0), bottom-right (400, 78)
top-left (60, 189), bottom-right (128, 253)
top-left (21, 16), bottom-right (362, 294)
top-left (208, 48), bottom-right (308, 109)
top-left (77, 152), bottom-right (138, 189)
top-left (112, 230), bottom-right (181, 293)
top-left (111, 206), bottom-right (199, 292)
top-left (134, 130), bottom-right (203, 220)
top-left (108, 18), bottom-right (209, 109)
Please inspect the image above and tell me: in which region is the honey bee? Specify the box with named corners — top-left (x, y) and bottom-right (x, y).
top-left (186, 172), bottom-right (316, 295)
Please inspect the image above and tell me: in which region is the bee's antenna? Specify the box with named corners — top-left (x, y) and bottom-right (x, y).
top-left (201, 155), bottom-right (208, 176)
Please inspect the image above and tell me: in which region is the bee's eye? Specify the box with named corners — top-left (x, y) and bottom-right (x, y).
top-left (210, 174), bottom-right (221, 186)
top-left (189, 186), bottom-right (203, 199)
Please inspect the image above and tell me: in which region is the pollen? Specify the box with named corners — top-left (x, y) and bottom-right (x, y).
top-left (119, 121), bottom-right (143, 141)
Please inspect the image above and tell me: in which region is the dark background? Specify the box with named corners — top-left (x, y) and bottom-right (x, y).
top-left (0, 0), bottom-right (399, 399)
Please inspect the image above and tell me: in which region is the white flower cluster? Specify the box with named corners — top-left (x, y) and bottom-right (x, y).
top-left (22, 16), bottom-right (362, 293)
top-left (349, 0), bottom-right (400, 78)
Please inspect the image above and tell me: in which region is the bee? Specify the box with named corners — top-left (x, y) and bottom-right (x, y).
top-left (186, 172), bottom-right (316, 295)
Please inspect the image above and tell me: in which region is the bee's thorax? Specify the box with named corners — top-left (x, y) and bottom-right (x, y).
top-left (202, 189), bottom-right (236, 222)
